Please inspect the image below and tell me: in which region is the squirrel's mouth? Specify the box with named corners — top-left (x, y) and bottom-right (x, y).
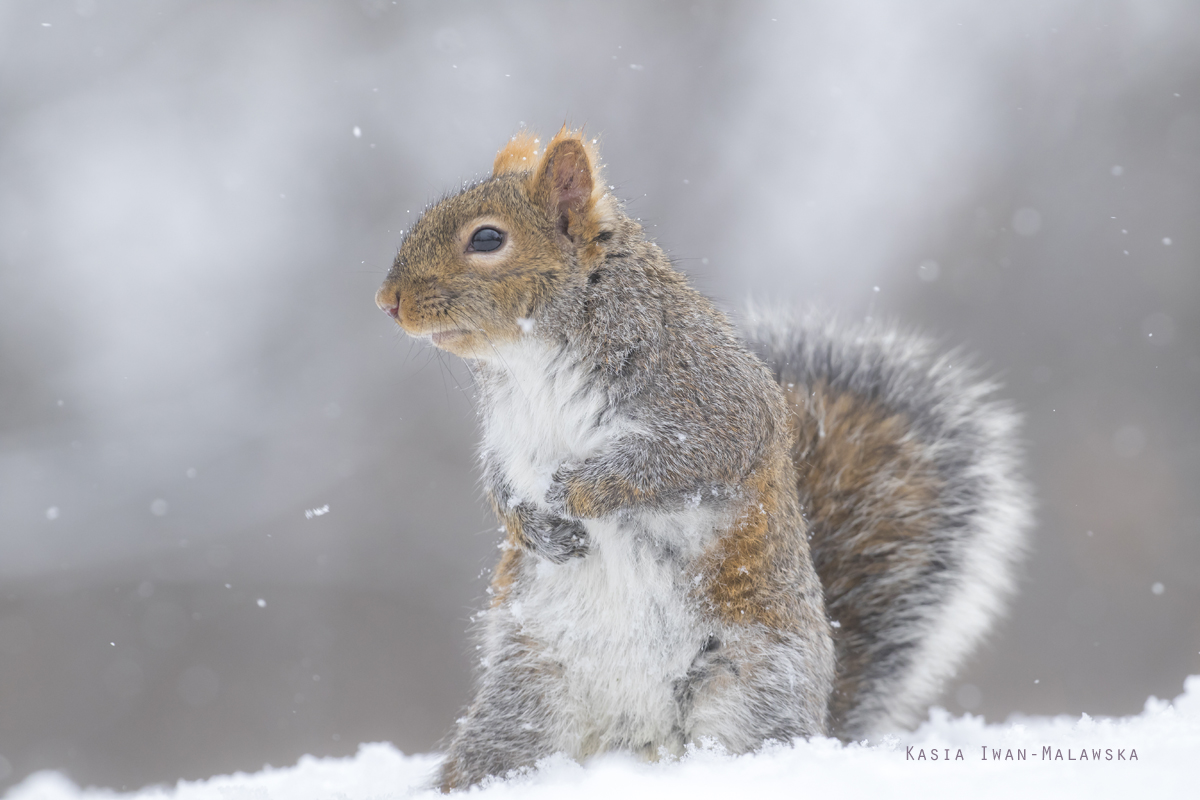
top-left (429, 329), bottom-right (471, 347)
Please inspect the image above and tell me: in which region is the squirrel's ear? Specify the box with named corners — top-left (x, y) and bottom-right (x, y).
top-left (531, 133), bottom-right (596, 239)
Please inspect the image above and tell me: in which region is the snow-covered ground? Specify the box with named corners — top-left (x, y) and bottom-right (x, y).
top-left (9, 676), bottom-right (1198, 800)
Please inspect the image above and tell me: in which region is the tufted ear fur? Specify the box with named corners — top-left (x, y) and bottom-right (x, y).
top-left (492, 131), bottom-right (540, 175)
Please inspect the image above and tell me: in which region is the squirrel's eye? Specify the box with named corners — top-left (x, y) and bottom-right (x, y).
top-left (469, 227), bottom-right (504, 252)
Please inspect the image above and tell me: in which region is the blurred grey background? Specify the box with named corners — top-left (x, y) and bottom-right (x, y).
top-left (1, 0), bottom-right (1198, 791)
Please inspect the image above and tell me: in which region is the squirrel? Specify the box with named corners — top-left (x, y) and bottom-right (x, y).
top-left (374, 128), bottom-right (1032, 792)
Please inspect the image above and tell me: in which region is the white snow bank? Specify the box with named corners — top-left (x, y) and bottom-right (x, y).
top-left (9, 676), bottom-right (1199, 800)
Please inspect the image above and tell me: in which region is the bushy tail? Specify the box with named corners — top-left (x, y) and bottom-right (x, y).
top-left (742, 310), bottom-right (1032, 737)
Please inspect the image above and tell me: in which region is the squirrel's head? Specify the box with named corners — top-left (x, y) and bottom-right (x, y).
top-left (375, 128), bottom-right (618, 359)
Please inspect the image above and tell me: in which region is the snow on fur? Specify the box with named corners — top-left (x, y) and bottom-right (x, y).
top-left (8, 676), bottom-right (1199, 799)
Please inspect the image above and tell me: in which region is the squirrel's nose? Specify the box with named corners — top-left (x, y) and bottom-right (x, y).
top-left (375, 286), bottom-right (400, 319)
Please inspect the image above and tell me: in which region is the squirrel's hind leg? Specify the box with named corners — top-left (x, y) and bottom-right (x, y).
top-left (437, 631), bottom-right (569, 791)
top-left (674, 627), bottom-right (834, 752)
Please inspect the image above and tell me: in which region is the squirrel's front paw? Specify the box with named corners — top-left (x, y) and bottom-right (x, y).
top-left (545, 473), bottom-right (571, 517)
top-left (531, 514), bottom-right (589, 563)
top-left (548, 464), bottom-right (620, 519)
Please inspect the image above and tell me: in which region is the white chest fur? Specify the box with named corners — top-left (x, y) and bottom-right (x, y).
top-left (479, 341), bottom-right (710, 754)
top-left (480, 340), bottom-right (612, 504)
top-left (515, 520), bottom-right (703, 755)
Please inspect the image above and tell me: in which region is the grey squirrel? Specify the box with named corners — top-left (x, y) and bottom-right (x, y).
top-left (374, 129), bottom-right (1031, 792)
